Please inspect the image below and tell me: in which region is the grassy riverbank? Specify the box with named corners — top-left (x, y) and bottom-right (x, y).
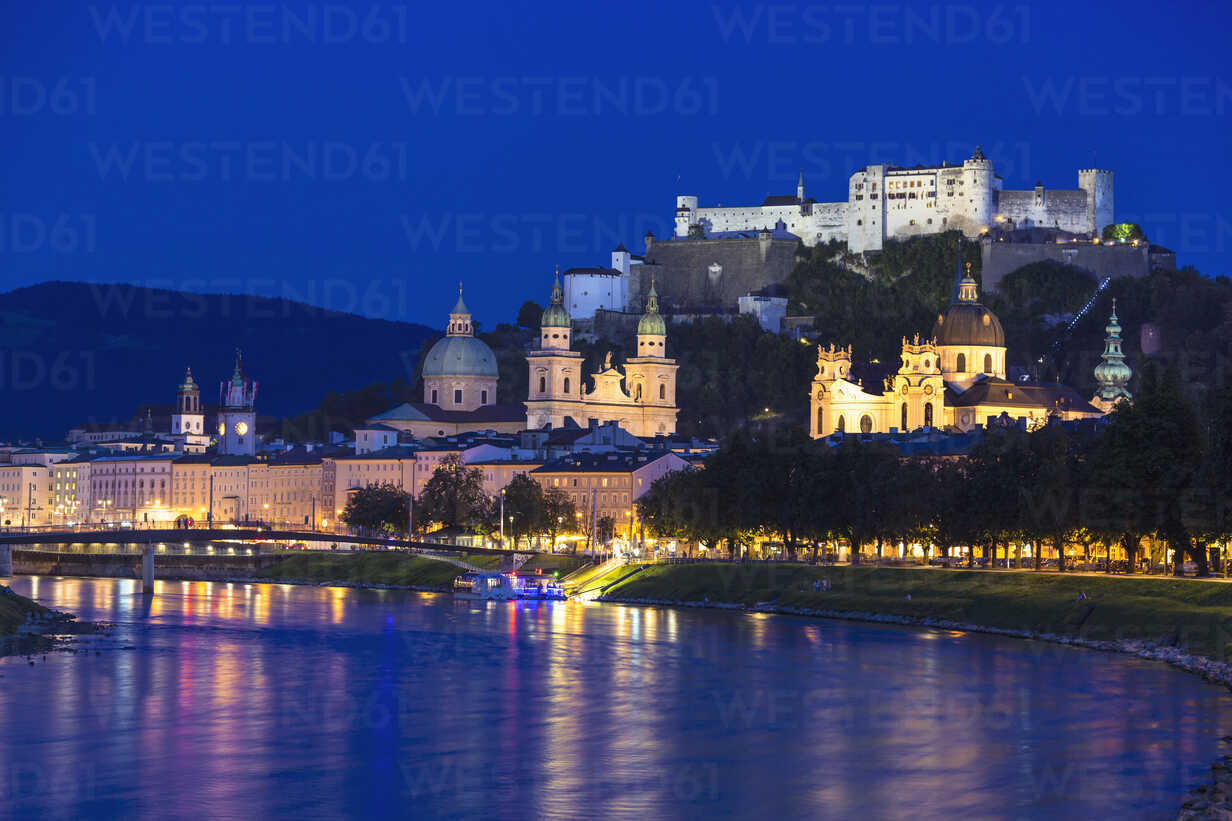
top-left (254, 552), bottom-right (588, 589)
top-left (0, 584), bottom-right (48, 634)
top-left (602, 564), bottom-right (1232, 660)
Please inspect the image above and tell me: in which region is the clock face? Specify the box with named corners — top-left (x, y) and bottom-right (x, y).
top-left (218, 422), bottom-right (226, 436)
top-left (924, 384), bottom-right (935, 396)
top-left (236, 421), bottom-right (249, 435)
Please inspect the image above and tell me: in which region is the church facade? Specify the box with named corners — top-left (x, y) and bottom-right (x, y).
top-left (810, 260), bottom-right (1112, 437)
top-left (526, 271), bottom-right (678, 437)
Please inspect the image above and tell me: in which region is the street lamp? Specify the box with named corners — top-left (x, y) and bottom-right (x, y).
top-left (499, 488), bottom-right (506, 546)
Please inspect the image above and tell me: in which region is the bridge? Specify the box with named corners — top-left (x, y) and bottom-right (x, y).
top-left (0, 528), bottom-right (529, 592)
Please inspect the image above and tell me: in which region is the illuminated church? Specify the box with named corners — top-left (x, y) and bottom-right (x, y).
top-left (526, 270), bottom-right (678, 436)
top-left (810, 259), bottom-right (1114, 437)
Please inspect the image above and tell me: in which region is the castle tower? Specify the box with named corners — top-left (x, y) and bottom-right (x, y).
top-left (422, 284), bottom-right (498, 410)
top-left (217, 350), bottom-right (257, 456)
top-left (1077, 168), bottom-right (1114, 237)
top-left (960, 144), bottom-right (996, 236)
top-left (1091, 299), bottom-right (1133, 413)
top-left (674, 196), bottom-right (698, 238)
top-left (171, 367), bottom-right (203, 435)
top-left (624, 277), bottom-right (679, 435)
top-left (525, 268), bottom-right (585, 429)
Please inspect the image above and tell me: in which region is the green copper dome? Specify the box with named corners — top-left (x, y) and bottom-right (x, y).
top-left (637, 279), bottom-right (666, 336)
top-left (541, 269), bottom-right (571, 328)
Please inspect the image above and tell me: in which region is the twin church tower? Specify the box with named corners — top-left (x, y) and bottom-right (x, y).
top-left (525, 269), bottom-right (678, 436)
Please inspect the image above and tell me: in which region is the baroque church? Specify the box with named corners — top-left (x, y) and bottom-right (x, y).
top-left (526, 270), bottom-right (678, 436)
top-left (810, 257), bottom-right (1129, 437)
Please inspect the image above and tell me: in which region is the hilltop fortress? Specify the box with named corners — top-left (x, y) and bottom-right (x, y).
top-left (674, 146), bottom-right (1113, 252)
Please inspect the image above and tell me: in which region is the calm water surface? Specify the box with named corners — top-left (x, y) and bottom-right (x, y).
top-left (1, 575), bottom-right (1228, 820)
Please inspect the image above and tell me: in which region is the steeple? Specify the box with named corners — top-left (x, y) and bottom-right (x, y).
top-left (540, 265), bottom-right (571, 329)
top-left (179, 367), bottom-right (197, 392)
top-left (1093, 299), bottom-right (1133, 408)
top-left (797, 170), bottom-right (805, 201)
top-left (231, 349), bottom-right (245, 386)
top-left (637, 275), bottom-right (666, 339)
top-left (447, 282), bottom-right (473, 336)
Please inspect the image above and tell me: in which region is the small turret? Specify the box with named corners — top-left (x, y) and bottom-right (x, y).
top-left (447, 282), bottom-right (474, 337)
top-left (797, 170), bottom-right (805, 202)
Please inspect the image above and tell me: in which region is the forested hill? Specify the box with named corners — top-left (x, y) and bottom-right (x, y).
top-left (0, 281), bottom-right (435, 439)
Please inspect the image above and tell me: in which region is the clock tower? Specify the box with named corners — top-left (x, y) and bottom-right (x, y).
top-left (217, 351), bottom-right (257, 456)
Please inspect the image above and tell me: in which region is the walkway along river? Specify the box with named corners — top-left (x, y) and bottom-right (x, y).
top-left (1, 576), bottom-right (1229, 820)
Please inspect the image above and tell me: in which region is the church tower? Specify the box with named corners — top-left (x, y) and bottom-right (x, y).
top-left (217, 351), bottom-right (258, 456)
top-left (1091, 299), bottom-right (1133, 413)
top-left (171, 367), bottom-right (204, 435)
top-left (624, 277), bottom-right (679, 435)
top-left (525, 268), bottom-right (585, 429)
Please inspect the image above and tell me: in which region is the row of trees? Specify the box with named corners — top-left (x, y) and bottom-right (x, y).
top-left (637, 366), bottom-right (1232, 576)
top-left (340, 456), bottom-right (603, 550)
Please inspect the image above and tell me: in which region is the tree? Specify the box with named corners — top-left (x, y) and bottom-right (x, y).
top-left (501, 474), bottom-right (545, 549)
top-left (1101, 223), bottom-right (1146, 243)
top-left (1088, 365), bottom-right (1205, 575)
top-left (516, 300), bottom-right (543, 329)
top-left (542, 487), bottom-right (577, 552)
top-left (687, 223), bottom-right (706, 239)
top-left (341, 483), bottom-right (410, 535)
top-left (417, 454), bottom-right (490, 531)
top-left (596, 516), bottom-right (616, 549)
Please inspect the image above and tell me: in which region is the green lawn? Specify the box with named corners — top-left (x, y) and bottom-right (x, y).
top-left (604, 564), bottom-right (1232, 660)
top-left (254, 552), bottom-right (466, 589)
top-left (0, 585), bottom-right (48, 634)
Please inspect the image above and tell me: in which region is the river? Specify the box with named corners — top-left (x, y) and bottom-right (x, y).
top-left (1, 576), bottom-right (1227, 819)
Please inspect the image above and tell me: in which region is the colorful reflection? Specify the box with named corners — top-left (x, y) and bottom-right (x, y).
top-left (0, 576), bottom-right (1228, 820)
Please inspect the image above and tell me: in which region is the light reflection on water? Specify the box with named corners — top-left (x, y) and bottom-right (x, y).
top-left (1, 575), bottom-right (1229, 820)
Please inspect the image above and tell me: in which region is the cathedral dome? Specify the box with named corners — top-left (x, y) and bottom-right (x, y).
top-left (421, 336), bottom-right (498, 378)
top-left (932, 304), bottom-right (1005, 347)
top-left (931, 264), bottom-right (1005, 348)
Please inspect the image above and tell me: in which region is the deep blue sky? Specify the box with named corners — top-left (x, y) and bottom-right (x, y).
top-left (2, 1), bottom-right (1228, 329)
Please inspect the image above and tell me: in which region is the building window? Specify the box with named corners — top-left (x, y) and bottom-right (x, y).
top-left (983, 353), bottom-right (992, 373)
top-left (454, 389), bottom-right (463, 405)
top-left (431, 389), bottom-right (438, 404)
top-left (539, 376), bottom-right (546, 393)
top-left (563, 377), bottom-right (571, 394)
top-left (924, 404), bottom-right (934, 427)
top-left (659, 384), bottom-right (666, 400)
top-left (901, 403), bottom-right (908, 432)
top-left (836, 415), bottom-right (845, 433)
top-left (956, 353), bottom-right (966, 372)
top-left (860, 415), bottom-right (873, 434)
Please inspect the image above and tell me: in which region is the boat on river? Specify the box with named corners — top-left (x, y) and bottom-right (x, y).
top-left (452, 571), bottom-right (565, 601)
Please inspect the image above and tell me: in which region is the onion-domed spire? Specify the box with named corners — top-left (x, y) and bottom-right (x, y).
top-left (1093, 299), bottom-right (1133, 407)
top-left (637, 275), bottom-right (666, 337)
top-left (540, 265), bottom-right (571, 329)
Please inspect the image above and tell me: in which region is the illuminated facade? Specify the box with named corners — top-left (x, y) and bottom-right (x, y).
top-left (811, 260), bottom-right (1103, 436)
top-left (526, 271), bottom-right (679, 436)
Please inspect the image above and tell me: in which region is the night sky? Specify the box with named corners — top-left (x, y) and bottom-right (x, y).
top-left (2, 1), bottom-right (1228, 328)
